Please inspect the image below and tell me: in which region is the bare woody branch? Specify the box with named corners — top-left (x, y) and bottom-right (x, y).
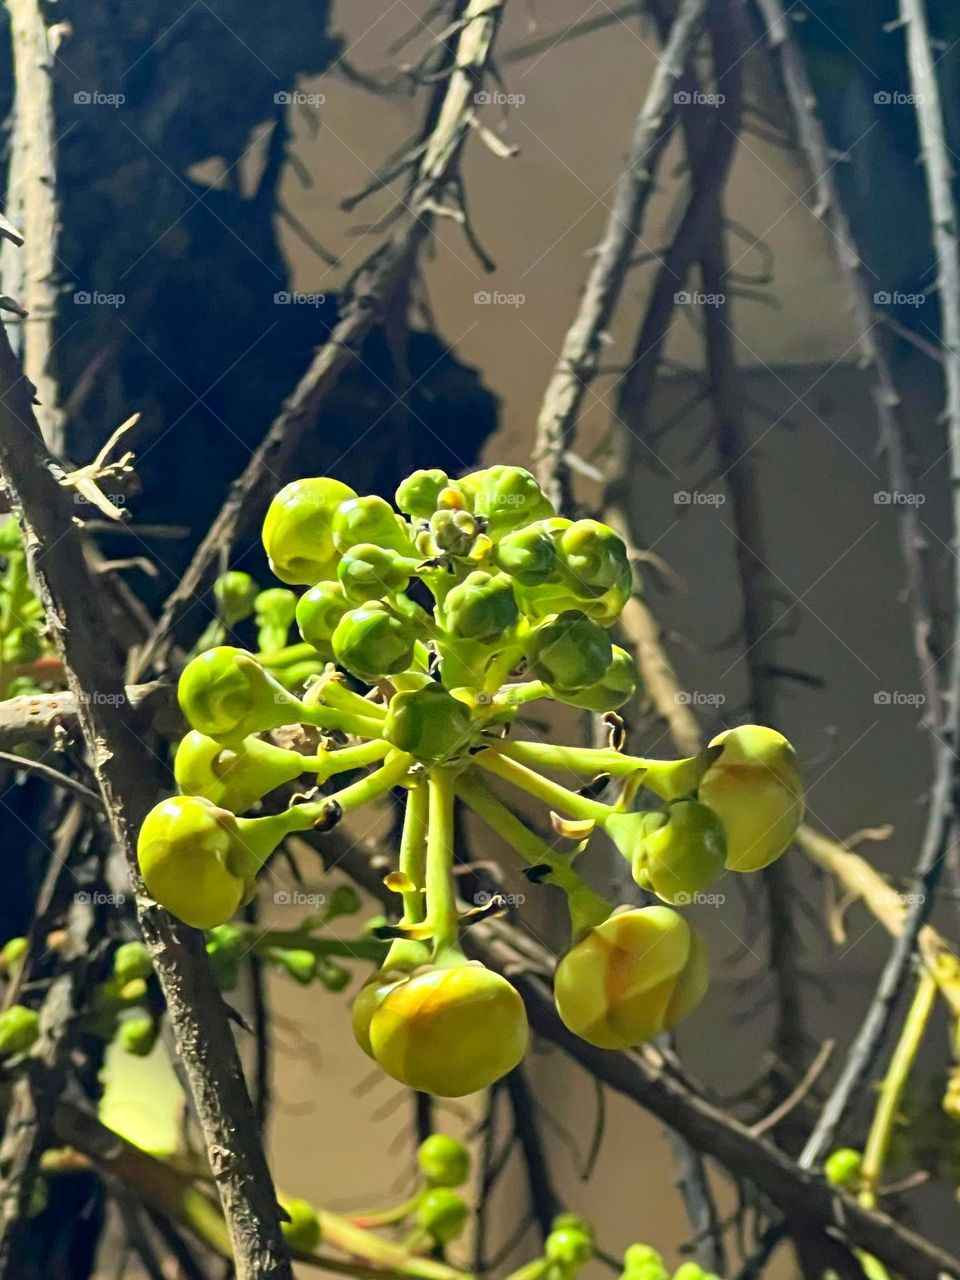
top-left (0, 0), bottom-right (65, 451)
top-left (533, 0), bottom-right (710, 512)
top-left (0, 326), bottom-right (293, 1280)
top-left (131, 0), bottom-right (509, 679)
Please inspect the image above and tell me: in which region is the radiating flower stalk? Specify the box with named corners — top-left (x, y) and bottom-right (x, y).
top-left (136, 466), bottom-right (805, 1097)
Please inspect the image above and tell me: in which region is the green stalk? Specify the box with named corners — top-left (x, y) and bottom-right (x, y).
top-left (500, 739), bottom-right (711, 801)
top-left (859, 968), bottom-right (938, 1208)
top-left (307, 739), bottom-right (391, 783)
top-left (300, 703), bottom-right (388, 740)
top-left (457, 771), bottom-right (610, 936)
top-left (426, 767), bottom-right (462, 958)
top-left (307, 678), bottom-right (387, 720)
top-left (382, 780), bottom-right (431, 971)
top-left (474, 750), bottom-right (609, 822)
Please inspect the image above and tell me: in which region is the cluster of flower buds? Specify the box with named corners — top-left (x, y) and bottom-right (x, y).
top-left (619, 1245), bottom-right (721, 1280)
top-left (136, 465), bottom-right (804, 1097)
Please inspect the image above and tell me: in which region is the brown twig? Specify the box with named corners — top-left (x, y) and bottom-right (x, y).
top-left (0, 325), bottom-right (293, 1279)
top-left (131, 0), bottom-right (510, 680)
top-left (533, 0), bottom-right (711, 512)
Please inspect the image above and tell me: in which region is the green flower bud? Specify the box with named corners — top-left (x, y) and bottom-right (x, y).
top-left (444, 571), bottom-right (518, 643)
top-left (698, 726), bottom-right (804, 872)
top-left (429, 508), bottom-right (481, 557)
top-left (332, 495), bottom-right (412, 555)
top-left (332, 604), bottom-right (418, 682)
top-left (113, 941), bottom-right (152, 984)
top-left (206, 925), bottom-right (243, 990)
top-left (552, 1215), bottom-right (594, 1240)
top-left (546, 1228), bottom-right (593, 1269)
top-left (417, 1134), bottom-right (470, 1188)
top-left (338, 543), bottom-right (411, 602)
top-left (396, 469), bottom-right (450, 519)
top-left (824, 1148), bottom-right (862, 1189)
top-left (370, 962), bottom-right (528, 1096)
top-left (263, 477), bottom-right (357, 585)
top-left (177, 648), bottom-right (305, 740)
top-left (558, 520), bottom-right (630, 597)
top-left (554, 907), bottom-right (708, 1049)
top-left (138, 796), bottom-right (292, 929)
top-left (460, 466), bottom-right (554, 536)
top-left (174, 730), bottom-right (308, 813)
top-left (527, 611), bottom-right (612, 693)
top-left (673, 1266), bottom-right (713, 1280)
top-left (0, 937), bottom-right (27, 974)
top-left (623, 1245), bottom-right (665, 1276)
top-left (268, 947), bottom-right (318, 985)
top-left (0, 1005), bottom-right (40, 1057)
top-left (384, 685), bottom-right (473, 765)
top-left (280, 1197), bottom-right (322, 1252)
top-left (416, 1188), bottom-right (469, 1245)
top-left (255, 588), bottom-right (297, 653)
top-left (119, 1015), bottom-right (159, 1056)
top-left (324, 884), bottom-right (362, 920)
top-left (213, 572), bottom-right (259, 627)
top-left (318, 959), bottom-right (351, 992)
top-left (2, 628), bottom-right (42, 665)
top-left (551, 645), bottom-right (637, 711)
top-left (604, 801), bottom-right (725, 905)
top-left (296, 581), bottom-right (349, 658)
top-left (495, 524), bottom-right (559, 586)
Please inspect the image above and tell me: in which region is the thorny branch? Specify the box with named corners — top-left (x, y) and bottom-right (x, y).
top-left (533, 0), bottom-right (712, 512)
top-left (0, 324), bottom-right (293, 1280)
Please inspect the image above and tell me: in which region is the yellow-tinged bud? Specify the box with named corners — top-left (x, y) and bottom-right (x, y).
top-left (698, 725), bottom-right (804, 872)
top-left (369, 962), bottom-right (528, 1096)
top-left (262, 477), bottom-right (357, 585)
top-left (137, 796), bottom-right (293, 928)
top-left (177, 647), bottom-right (303, 741)
top-left (554, 906), bottom-right (708, 1049)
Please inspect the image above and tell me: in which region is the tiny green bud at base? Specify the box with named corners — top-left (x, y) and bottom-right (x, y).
top-left (444, 571), bottom-right (518, 642)
top-left (296, 581), bottom-right (349, 658)
top-left (255, 587), bottom-right (297, 652)
top-left (416, 1188), bottom-right (469, 1244)
top-left (417, 1134), bottom-right (471, 1187)
top-left (824, 1148), bottom-right (863, 1189)
top-left (280, 1197), bottom-right (322, 1252)
top-left (0, 1004), bottom-right (40, 1056)
top-left (113, 941), bottom-right (152, 983)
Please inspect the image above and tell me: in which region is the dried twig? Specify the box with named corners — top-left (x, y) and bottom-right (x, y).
top-left (0, 325), bottom-right (293, 1280)
top-left (533, 0), bottom-right (711, 511)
